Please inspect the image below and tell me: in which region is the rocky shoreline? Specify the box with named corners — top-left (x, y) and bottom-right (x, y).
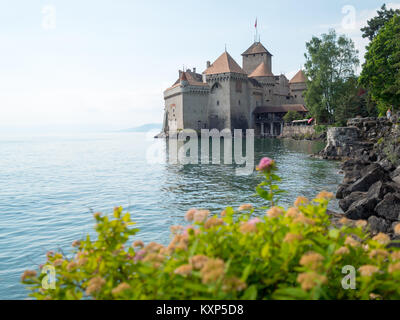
top-left (318, 115), bottom-right (400, 239)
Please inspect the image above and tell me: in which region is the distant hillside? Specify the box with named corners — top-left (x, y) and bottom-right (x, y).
top-left (122, 123), bottom-right (162, 132)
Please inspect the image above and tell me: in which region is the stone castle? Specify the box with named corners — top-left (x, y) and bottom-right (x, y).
top-left (162, 41), bottom-right (308, 137)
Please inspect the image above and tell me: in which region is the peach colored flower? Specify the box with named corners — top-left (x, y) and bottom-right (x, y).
top-left (239, 221), bottom-right (258, 234)
top-left (293, 214), bottom-right (316, 226)
top-left (345, 236), bottom-right (360, 248)
top-left (189, 255), bottom-right (209, 270)
top-left (267, 207), bottom-right (284, 218)
top-left (391, 251), bottom-right (400, 261)
top-left (21, 270), bottom-right (37, 282)
top-left (285, 207), bottom-right (300, 218)
top-left (220, 210), bottom-right (227, 217)
top-left (369, 249), bottom-right (389, 260)
top-left (334, 247), bottom-right (350, 256)
top-left (200, 259), bottom-right (225, 284)
top-left (283, 233), bottom-right (303, 243)
top-left (356, 220), bottom-right (368, 228)
top-left (170, 225), bottom-right (184, 234)
top-left (294, 196), bottom-right (309, 207)
top-left (133, 240), bottom-right (144, 248)
top-left (297, 272), bottom-right (327, 291)
top-left (66, 261), bottom-right (77, 271)
top-left (316, 191), bottom-right (334, 200)
top-left (238, 204), bottom-right (253, 211)
top-left (53, 259), bottom-right (64, 267)
top-left (77, 258), bottom-right (88, 266)
top-left (185, 209), bottom-right (197, 222)
top-left (145, 242), bottom-right (164, 253)
top-left (111, 283), bottom-right (131, 296)
top-left (359, 265), bottom-right (379, 277)
top-left (204, 217), bottom-right (224, 230)
top-left (372, 233), bottom-right (391, 245)
top-left (85, 277), bottom-right (106, 296)
top-left (369, 293), bottom-right (382, 300)
top-left (339, 217), bottom-right (353, 226)
top-left (299, 252), bottom-right (324, 270)
top-left (72, 240), bottom-right (81, 247)
top-left (388, 262), bottom-right (400, 274)
top-left (174, 264), bottom-right (193, 277)
top-left (193, 210), bottom-right (210, 223)
top-left (94, 212), bottom-right (101, 219)
top-left (222, 277), bottom-right (247, 292)
top-left (143, 253), bottom-right (164, 265)
top-left (394, 224), bottom-right (400, 236)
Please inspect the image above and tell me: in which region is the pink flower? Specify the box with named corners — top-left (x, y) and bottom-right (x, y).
top-left (247, 218), bottom-right (262, 226)
top-left (134, 249), bottom-right (146, 262)
top-left (257, 157), bottom-right (274, 172)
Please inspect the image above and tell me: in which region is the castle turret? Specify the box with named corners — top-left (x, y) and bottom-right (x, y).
top-left (180, 71), bottom-right (188, 86)
top-left (203, 51), bottom-right (250, 131)
top-left (242, 42), bottom-right (273, 75)
top-left (289, 70), bottom-right (307, 105)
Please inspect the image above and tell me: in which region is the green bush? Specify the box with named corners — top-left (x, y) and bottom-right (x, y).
top-left (283, 111), bottom-right (303, 123)
top-left (22, 159), bottom-right (400, 300)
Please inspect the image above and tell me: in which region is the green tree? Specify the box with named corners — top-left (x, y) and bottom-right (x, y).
top-left (334, 78), bottom-right (378, 126)
top-left (304, 30), bottom-right (360, 124)
top-left (359, 15), bottom-right (400, 114)
top-left (283, 110), bottom-right (303, 123)
top-left (361, 4), bottom-right (400, 41)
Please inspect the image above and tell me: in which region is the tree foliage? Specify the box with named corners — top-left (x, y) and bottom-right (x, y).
top-left (361, 4), bottom-right (400, 41)
top-left (359, 14), bottom-right (400, 114)
top-left (283, 111), bottom-right (303, 123)
top-left (304, 30), bottom-right (360, 124)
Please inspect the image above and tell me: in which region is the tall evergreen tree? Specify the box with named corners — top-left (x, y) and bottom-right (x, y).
top-left (361, 4), bottom-right (400, 41)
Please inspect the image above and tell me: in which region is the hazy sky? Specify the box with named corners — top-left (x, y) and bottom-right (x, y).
top-left (1, 0), bottom-right (399, 133)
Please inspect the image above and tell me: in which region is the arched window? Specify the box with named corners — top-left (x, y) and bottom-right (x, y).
top-left (211, 82), bottom-right (220, 93)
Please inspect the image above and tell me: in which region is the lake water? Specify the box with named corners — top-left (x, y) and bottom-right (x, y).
top-left (0, 132), bottom-right (342, 299)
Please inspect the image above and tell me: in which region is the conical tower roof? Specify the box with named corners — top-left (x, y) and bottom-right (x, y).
top-left (289, 70), bottom-right (307, 84)
top-left (248, 62), bottom-right (274, 77)
top-left (242, 42), bottom-right (272, 56)
top-left (203, 51), bottom-right (246, 75)
top-left (180, 71), bottom-right (188, 82)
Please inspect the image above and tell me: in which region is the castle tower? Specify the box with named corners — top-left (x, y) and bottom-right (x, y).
top-left (242, 42), bottom-right (273, 75)
top-left (203, 51), bottom-right (250, 130)
top-left (289, 69), bottom-right (307, 105)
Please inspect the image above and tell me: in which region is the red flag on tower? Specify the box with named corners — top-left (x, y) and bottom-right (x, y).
top-left (255, 18), bottom-right (257, 28)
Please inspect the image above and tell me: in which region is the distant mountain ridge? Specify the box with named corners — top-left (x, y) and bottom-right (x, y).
top-left (122, 123), bottom-right (162, 132)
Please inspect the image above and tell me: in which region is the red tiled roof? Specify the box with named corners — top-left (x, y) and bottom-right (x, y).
top-left (289, 70), bottom-right (307, 84)
top-left (248, 62), bottom-right (274, 77)
top-left (242, 42), bottom-right (272, 56)
top-left (253, 104), bottom-right (308, 114)
top-left (165, 70), bottom-right (209, 92)
top-left (203, 52), bottom-right (246, 75)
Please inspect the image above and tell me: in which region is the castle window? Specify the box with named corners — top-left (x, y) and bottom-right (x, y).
top-left (236, 80), bottom-right (242, 92)
top-left (238, 100), bottom-right (241, 105)
top-left (211, 82), bottom-right (220, 93)
top-left (217, 101), bottom-right (220, 106)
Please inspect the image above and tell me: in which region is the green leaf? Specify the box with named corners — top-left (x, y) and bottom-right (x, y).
top-left (242, 285), bottom-right (258, 300)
